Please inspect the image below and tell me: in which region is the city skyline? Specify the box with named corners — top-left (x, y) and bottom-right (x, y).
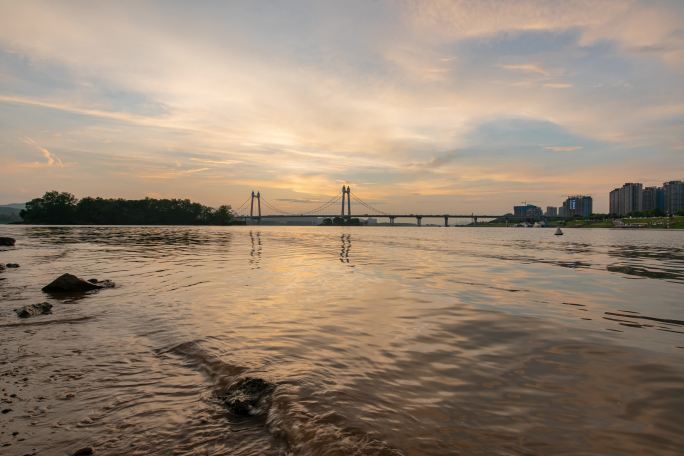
top-left (2, 1), bottom-right (684, 213)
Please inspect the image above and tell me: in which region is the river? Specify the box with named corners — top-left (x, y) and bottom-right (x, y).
top-left (1, 226), bottom-right (683, 455)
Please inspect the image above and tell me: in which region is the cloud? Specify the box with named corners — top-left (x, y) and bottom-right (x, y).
top-left (500, 63), bottom-right (549, 76)
top-left (190, 158), bottom-right (242, 166)
top-left (20, 136), bottom-right (64, 168)
top-left (0, 1), bottom-right (682, 213)
top-left (543, 82), bottom-right (573, 89)
top-left (136, 167), bottom-right (210, 180)
top-left (544, 145), bottom-right (584, 152)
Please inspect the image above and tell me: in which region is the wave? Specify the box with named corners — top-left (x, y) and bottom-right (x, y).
top-left (157, 339), bottom-right (403, 455)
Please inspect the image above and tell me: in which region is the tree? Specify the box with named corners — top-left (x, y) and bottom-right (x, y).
top-left (211, 205), bottom-right (234, 225)
top-left (20, 191), bottom-right (239, 225)
top-left (21, 191), bottom-right (77, 224)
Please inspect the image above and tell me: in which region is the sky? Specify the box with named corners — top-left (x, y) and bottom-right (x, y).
top-left (1, 0), bottom-right (683, 214)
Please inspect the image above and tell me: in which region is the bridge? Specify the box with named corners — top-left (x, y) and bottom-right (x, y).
top-left (232, 186), bottom-right (546, 226)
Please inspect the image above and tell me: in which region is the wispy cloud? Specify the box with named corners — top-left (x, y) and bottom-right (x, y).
top-left (544, 145), bottom-right (584, 152)
top-left (20, 137), bottom-right (64, 168)
top-left (543, 82), bottom-right (573, 89)
top-left (499, 63), bottom-right (549, 76)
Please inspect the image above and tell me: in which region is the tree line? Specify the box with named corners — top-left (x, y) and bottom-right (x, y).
top-left (20, 191), bottom-right (240, 225)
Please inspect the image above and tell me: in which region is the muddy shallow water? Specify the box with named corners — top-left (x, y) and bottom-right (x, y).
top-left (1, 226), bottom-right (683, 455)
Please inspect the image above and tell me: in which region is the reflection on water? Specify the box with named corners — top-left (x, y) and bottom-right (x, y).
top-left (340, 233), bottom-right (351, 264)
top-left (0, 226), bottom-right (683, 455)
top-left (250, 231), bottom-right (262, 269)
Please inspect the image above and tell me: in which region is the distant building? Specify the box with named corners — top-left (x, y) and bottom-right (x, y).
top-left (619, 183), bottom-right (643, 216)
top-left (562, 195), bottom-right (593, 218)
top-left (656, 187), bottom-right (666, 212)
top-left (513, 204), bottom-right (542, 220)
top-left (642, 186), bottom-right (658, 212)
top-left (558, 205), bottom-right (567, 218)
top-left (545, 206), bottom-right (557, 217)
top-left (610, 181), bottom-right (680, 216)
top-left (609, 188), bottom-right (620, 216)
top-left (663, 180), bottom-right (684, 215)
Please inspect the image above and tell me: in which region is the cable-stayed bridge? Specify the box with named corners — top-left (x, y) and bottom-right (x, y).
top-left (232, 186), bottom-right (536, 226)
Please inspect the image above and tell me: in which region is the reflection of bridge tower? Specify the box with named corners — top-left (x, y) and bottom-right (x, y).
top-left (250, 191), bottom-right (261, 218)
top-left (340, 233), bottom-right (351, 263)
top-left (340, 185), bottom-right (351, 218)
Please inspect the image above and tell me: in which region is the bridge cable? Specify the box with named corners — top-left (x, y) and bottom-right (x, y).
top-left (258, 194), bottom-right (342, 216)
top-left (349, 191), bottom-right (389, 216)
top-left (232, 195), bottom-right (252, 216)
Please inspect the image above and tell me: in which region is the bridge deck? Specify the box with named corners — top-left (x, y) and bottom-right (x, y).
top-left (238, 214), bottom-right (563, 220)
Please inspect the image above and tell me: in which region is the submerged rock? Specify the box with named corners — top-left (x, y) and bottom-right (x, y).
top-left (87, 278), bottom-right (115, 288)
top-left (42, 273), bottom-right (103, 293)
top-left (0, 237), bottom-right (15, 246)
top-left (15, 302), bottom-right (53, 318)
top-left (219, 377), bottom-right (275, 417)
top-left (72, 448), bottom-right (94, 456)
top-left (6, 263), bottom-right (19, 268)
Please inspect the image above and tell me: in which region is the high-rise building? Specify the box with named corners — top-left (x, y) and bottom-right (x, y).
top-left (642, 187), bottom-right (658, 212)
top-left (562, 195), bottom-right (593, 218)
top-left (513, 204), bottom-right (543, 219)
top-left (618, 183), bottom-right (643, 216)
top-left (656, 187), bottom-right (665, 212)
top-left (663, 180), bottom-right (684, 215)
top-left (609, 188), bottom-right (620, 215)
top-left (545, 206), bottom-right (557, 217)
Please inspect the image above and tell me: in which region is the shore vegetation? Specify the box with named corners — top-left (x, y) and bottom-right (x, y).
top-left (19, 191), bottom-right (240, 225)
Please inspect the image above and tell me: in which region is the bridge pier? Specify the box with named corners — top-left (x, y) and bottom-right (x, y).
top-left (416, 216), bottom-right (422, 227)
top-left (389, 216), bottom-right (395, 225)
top-left (444, 216), bottom-right (449, 227)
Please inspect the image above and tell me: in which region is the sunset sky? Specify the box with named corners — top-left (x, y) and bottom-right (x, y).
top-left (1, 0), bottom-right (683, 214)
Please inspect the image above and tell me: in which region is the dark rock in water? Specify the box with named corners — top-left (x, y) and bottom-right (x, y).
top-left (0, 264), bottom-right (4, 272)
top-left (87, 278), bottom-right (115, 288)
top-left (73, 448), bottom-right (94, 456)
top-left (219, 377), bottom-right (275, 417)
top-left (0, 237), bottom-right (15, 246)
top-left (42, 273), bottom-right (103, 293)
top-left (15, 302), bottom-right (53, 318)
top-left (6, 263), bottom-right (19, 268)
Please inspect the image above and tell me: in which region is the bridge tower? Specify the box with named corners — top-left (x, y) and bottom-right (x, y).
top-left (250, 191), bottom-right (261, 218)
top-left (340, 185), bottom-right (351, 218)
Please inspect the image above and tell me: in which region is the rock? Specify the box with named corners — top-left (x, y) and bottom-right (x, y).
top-left (0, 237), bottom-right (15, 246)
top-left (42, 273), bottom-right (102, 293)
top-left (73, 448), bottom-right (94, 456)
top-left (218, 377), bottom-right (275, 417)
top-left (1, 408), bottom-right (11, 414)
top-left (6, 263), bottom-right (19, 268)
top-left (87, 278), bottom-right (115, 288)
top-left (15, 302), bottom-right (53, 318)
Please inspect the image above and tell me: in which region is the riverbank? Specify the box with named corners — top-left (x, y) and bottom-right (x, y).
top-left (478, 215), bottom-right (684, 229)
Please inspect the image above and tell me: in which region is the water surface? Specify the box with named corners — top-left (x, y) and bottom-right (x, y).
top-left (1, 226), bottom-right (683, 455)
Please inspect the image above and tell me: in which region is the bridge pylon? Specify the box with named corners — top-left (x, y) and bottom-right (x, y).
top-left (340, 185), bottom-right (351, 218)
top-left (250, 191), bottom-right (261, 219)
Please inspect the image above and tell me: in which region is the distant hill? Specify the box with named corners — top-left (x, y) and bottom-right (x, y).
top-left (0, 203), bottom-right (26, 210)
top-left (0, 205), bottom-right (23, 224)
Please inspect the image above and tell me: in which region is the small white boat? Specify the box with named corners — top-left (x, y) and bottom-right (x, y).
top-left (554, 227), bottom-right (564, 236)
